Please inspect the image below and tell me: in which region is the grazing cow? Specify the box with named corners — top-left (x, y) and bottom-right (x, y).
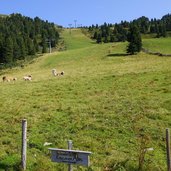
top-left (23, 75), bottom-right (32, 81)
top-left (52, 69), bottom-right (65, 77)
top-left (52, 69), bottom-right (57, 76)
top-left (59, 71), bottom-right (65, 76)
top-left (56, 71), bottom-right (65, 76)
top-left (2, 76), bottom-right (7, 82)
top-left (13, 77), bottom-right (17, 81)
top-left (2, 76), bottom-right (17, 82)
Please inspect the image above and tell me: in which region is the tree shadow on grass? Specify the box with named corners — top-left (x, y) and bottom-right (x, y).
top-left (107, 53), bottom-right (129, 57)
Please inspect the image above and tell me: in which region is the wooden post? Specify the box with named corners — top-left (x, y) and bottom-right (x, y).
top-left (166, 128), bottom-right (171, 171)
top-left (68, 140), bottom-right (73, 171)
top-left (21, 119), bottom-right (27, 170)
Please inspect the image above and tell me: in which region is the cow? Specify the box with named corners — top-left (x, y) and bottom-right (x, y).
top-left (23, 75), bottom-right (32, 81)
top-left (2, 76), bottom-right (17, 82)
top-left (52, 69), bottom-right (65, 77)
top-left (52, 69), bottom-right (57, 76)
top-left (59, 71), bottom-right (65, 76)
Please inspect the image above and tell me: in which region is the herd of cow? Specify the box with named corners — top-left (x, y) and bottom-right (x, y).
top-left (1, 69), bottom-right (64, 82)
top-left (2, 75), bottom-right (32, 82)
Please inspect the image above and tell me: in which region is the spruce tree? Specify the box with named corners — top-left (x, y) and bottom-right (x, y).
top-left (3, 37), bottom-right (13, 63)
top-left (127, 25), bottom-right (142, 55)
top-left (33, 38), bottom-right (39, 52)
top-left (27, 37), bottom-right (35, 55)
top-left (13, 37), bottom-right (20, 61)
top-left (93, 31), bottom-right (98, 39)
top-left (96, 33), bottom-right (102, 43)
top-left (42, 38), bottom-right (47, 53)
top-left (18, 36), bottom-right (26, 59)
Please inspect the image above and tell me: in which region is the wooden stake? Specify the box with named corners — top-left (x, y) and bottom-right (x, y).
top-left (21, 119), bottom-right (27, 170)
top-left (166, 128), bottom-right (171, 171)
top-left (68, 140), bottom-right (73, 171)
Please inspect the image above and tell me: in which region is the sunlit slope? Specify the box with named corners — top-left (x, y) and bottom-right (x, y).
top-left (0, 30), bottom-right (90, 81)
top-left (61, 29), bottom-right (94, 50)
top-left (0, 29), bottom-right (171, 170)
top-left (143, 37), bottom-right (171, 54)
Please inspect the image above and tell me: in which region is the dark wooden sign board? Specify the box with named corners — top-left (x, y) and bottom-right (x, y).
top-left (49, 148), bottom-right (92, 166)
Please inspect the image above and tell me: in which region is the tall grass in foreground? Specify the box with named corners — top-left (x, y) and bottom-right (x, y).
top-left (0, 30), bottom-right (171, 170)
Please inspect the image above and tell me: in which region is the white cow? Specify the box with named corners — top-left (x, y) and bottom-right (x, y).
top-left (52, 69), bottom-right (65, 76)
top-left (23, 75), bottom-right (32, 81)
top-left (52, 69), bottom-right (57, 76)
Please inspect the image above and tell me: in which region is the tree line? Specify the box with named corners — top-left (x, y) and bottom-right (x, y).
top-left (0, 13), bottom-right (60, 67)
top-left (87, 14), bottom-right (171, 44)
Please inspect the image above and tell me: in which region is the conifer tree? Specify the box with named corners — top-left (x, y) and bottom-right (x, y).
top-left (17, 36), bottom-right (26, 59)
top-left (127, 25), bottom-right (142, 55)
top-left (0, 13), bottom-right (60, 66)
top-left (96, 33), bottom-right (102, 43)
top-left (4, 37), bottom-right (13, 63)
top-left (42, 38), bottom-right (47, 53)
top-left (27, 37), bottom-right (35, 55)
top-left (93, 31), bottom-right (98, 39)
top-left (33, 38), bottom-right (39, 52)
top-left (13, 37), bottom-right (20, 60)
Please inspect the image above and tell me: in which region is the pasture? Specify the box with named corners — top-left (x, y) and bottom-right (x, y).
top-left (0, 29), bottom-right (171, 170)
top-left (143, 37), bottom-right (171, 54)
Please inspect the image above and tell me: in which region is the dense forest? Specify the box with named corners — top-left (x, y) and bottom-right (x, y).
top-left (0, 13), bottom-right (60, 67)
top-left (87, 14), bottom-right (171, 43)
top-left (1, 13), bottom-right (171, 67)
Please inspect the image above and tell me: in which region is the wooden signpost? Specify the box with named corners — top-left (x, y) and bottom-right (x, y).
top-left (68, 140), bottom-right (73, 171)
top-left (49, 141), bottom-right (91, 170)
top-left (21, 119), bottom-right (27, 170)
top-left (166, 128), bottom-right (171, 171)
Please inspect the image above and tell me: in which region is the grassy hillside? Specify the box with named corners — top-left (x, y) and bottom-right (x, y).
top-left (143, 37), bottom-right (171, 54)
top-left (0, 29), bottom-right (171, 171)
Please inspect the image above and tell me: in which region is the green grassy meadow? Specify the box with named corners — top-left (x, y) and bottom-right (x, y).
top-left (143, 37), bottom-right (171, 54)
top-left (0, 29), bottom-right (171, 171)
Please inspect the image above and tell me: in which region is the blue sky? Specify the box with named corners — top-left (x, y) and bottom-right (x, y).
top-left (0, 0), bottom-right (171, 27)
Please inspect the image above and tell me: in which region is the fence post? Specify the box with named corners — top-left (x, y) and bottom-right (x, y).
top-left (166, 128), bottom-right (171, 171)
top-left (21, 119), bottom-right (27, 170)
top-left (68, 140), bottom-right (73, 171)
